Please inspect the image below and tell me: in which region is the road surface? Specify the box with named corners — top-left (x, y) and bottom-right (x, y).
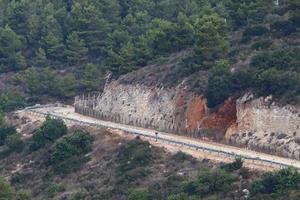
top-left (20, 105), bottom-right (300, 170)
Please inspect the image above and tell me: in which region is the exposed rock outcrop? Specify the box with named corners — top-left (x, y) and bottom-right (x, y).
top-left (76, 81), bottom-right (236, 137)
top-left (226, 93), bottom-right (300, 159)
top-left (76, 83), bottom-right (300, 160)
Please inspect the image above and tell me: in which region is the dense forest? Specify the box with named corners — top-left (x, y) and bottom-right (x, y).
top-left (0, 0), bottom-right (299, 110)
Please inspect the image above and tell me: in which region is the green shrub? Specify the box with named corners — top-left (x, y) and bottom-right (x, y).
top-left (183, 168), bottom-right (236, 197)
top-left (5, 134), bottom-right (24, 153)
top-left (250, 50), bottom-right (299, 71)
top-left (242, 25), bottom-right (269, 42)
top-left (254, 68), bottom-right (300, 101)
top-left (0, 111), bottom-right (4, 125)
top-left (50, 129), bottom-right (93, 174)
top-left (0, 126), bottom-right (17, 146)
top-left (167, 193), bottom-right (197, 200)
top-left (128, 188), bottom-right (150, 200)
top-left (30, 116), bottom-right (67, 151)
top-left (270, 20), bottom-right (296, 36)
top-left (117, 138), bottom-right (153, 182)
top-left (221, 157), bottom-right (244, 172)
top-left (249, 167), bottom-right (300, 197)
top-left (15, 190), bottom-right (31, 200)
top-left (46, 183), bottom-right (65, 198)
top-left (0, 92), bottom-right (25, 112)
top-left (251, 39), bottom-right (272, 50)
top-left (0, 176), bottom-right (14, 200)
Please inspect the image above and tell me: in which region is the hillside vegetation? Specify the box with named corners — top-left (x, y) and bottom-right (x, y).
top-left (0, 0), bottom-right (299, 110)
top-left (1, 117), bottom-right (300, 200)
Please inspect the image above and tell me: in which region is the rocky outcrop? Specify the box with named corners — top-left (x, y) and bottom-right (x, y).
top-left (75, 83), bottom-right (300, 160)
top-left (226, 93), bottom-right (300, 159)
top-left (76, 81), bottom-right (236, 137)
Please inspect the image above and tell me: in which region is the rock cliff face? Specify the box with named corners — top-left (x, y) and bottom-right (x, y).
top-left (76, 82), bottom-right (300, 160)
top-left (226, 93), bottom-right (300, 159)
top-left (89, 81), bottom-right (236, 137)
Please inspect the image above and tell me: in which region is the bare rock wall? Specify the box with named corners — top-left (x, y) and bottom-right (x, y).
top-left (226, 93), bottom-right (300, 159)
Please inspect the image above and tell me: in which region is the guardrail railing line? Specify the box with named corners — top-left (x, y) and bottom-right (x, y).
top-left (24, 107), bottom-right (297, 170)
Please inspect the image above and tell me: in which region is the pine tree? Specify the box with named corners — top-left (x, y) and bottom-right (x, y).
top-left (35, 48), bottom-right (47, 67)
top-left (194, 10), bottom-right (229, 64)
top-left (58, 73), bottom-right (77, 98)
top-left (41, 32), bottom-right (64, 62)
top-left (65, 32), bottom-right (88, 66)
top-left (70, 2), bottom-right (110, 58)
top-left (80, 63), bottom-right (103, 92)
top-left (0, 25), bottom-right (26, 72)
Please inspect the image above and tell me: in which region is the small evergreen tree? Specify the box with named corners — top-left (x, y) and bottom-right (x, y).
top-left (35, 48), bottom-right (48, 67)
top-left (65, 32), bottom-right (88, 66)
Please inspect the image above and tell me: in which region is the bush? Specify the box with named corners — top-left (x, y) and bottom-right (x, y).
top-left (254, 68), bottom-right (300, 101)
top-left (0, 111), bottom-right (4, 125)
top-left (0, 92), bottom-right (25, 112)
top-left (15, 190), bottom-right (31, 200)
top-left (5, 134), bottom-right (24, 153)
top-left (0, 126), bottom-right (17, 146)
top-left (117, 138), bottom-right (153, 182)
top-left (0, 176), bottom-right (14, 200)
top-left (167, 193), bottom-right (197, 200)
top-left (128, 188), bottom-right (150, 200)
top-left (250, 168), bottom-right (300, 197)
top-left (270, 20), bottom-right (296, 36)
top-left (242, 25), bottom-right (269, 42)
top-left (30, 116), bottom-right (67, 151)
top-left (46, 183), bottom-right (65, 198)
top-left (205, 63), bottom-right (232, 108)
top-left (183, 168), bottom-right (236, 197)
top-left (251, 39), bottom-right (272, 50)
top-left (221, 157), bottom-right (244, 172)
top-left (250, 49), bottom-right (300, 71)
top-left (50, 129), bottom-right (93, 174)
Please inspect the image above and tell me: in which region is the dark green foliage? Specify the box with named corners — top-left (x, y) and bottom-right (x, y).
top-left (0, 25), bottom-right (26, 73)
top-left (23, 68), bottom-right (59, 96)
top-left (128, 188), bottom-right (150, 200)
top-left (254, 68), bottom-right (300, 102)
top-left (250, 167), bottom-right (300, 198)
top-left (15, 190), bottom-right (32, 200)
top-left (0, 126), bottom-right (17, 146)
top-left (0, 0), bottom-right (298, 108)
top-left (0, 176), bottom-right (14, 200)
top-left (250, 49), bottom-right (300, 71)
top-left (206, 60), bottom-right (253, 107)
top-left (79, 63), bottom-right (104, 92)
top-left (50, 129), bottom-right (93, 174)
top-left (0, 112), bottom-right (3, 125)
top-left (58, 73), bottom-right (78, 98)
top-left (30, 116), bottom-right (67, 151)
top-left (117, 138), bottom-right (152, 182)
top-left (46, 183), bottom-right (65, 198)
top-left (194, 10), bottom-right (229, 63)
top-left (183, 168), bottom-right (236, 197)
top-left (65, 32), bottom-right (88, 66)
top-left (5, 134), bottom-right (24, 153)
top-left (242, 25), bottom-right (269, 42)
top-left (221, 157), bottom-right (244, 172)
top-left (167, 193), bottom-right (197, 200)
top-left (270, 20), bottom-right (296, 36)
top-left (0, 92), bottom-right (25, 112)
top-left (251, 39), bottom-right (272, 50)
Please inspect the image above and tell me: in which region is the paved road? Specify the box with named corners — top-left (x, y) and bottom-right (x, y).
top-left (23, 105), bottom-right (300, 170)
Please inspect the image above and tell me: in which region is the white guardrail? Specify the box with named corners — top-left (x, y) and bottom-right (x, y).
top-left (24, 106), bottom-right (298, 170)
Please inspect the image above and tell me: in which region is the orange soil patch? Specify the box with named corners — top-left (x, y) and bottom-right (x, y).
top-left (186, 96), bottom-right (207, 130)
top-left (202, 98), bottom-right (237, 130)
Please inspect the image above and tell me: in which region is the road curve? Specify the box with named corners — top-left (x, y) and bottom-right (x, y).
top-left (22, 105), bottom-right (300, 170)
